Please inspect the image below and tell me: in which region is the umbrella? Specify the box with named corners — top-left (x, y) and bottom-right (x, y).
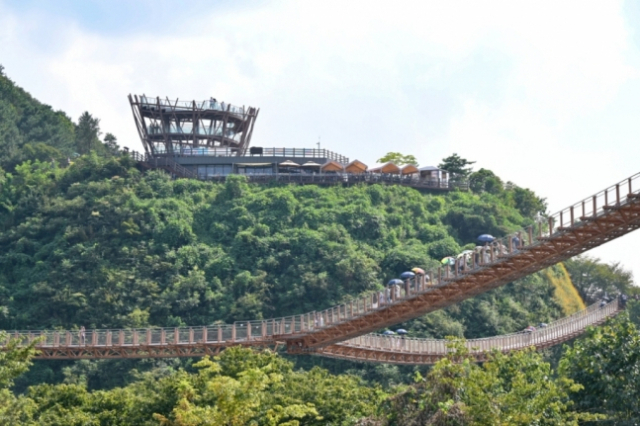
top-left (456, 250), bottom-right (474, 258)
top-left (279, 160), bottom-right (300, 167)
top-left (412, 267), bottom-right (426, 275)
top-left (387, 278), bottom-right (403, 286)
top-left (400, 271), bottom-right (415, 280)
top-left (382, 330), bottom-right (396, 335)
top-left (396, 329), bottom-right (408, 335)
top-left (441, 257), bottom-right (456, 265)
top-left (477, 234), bottom-right (495, 243)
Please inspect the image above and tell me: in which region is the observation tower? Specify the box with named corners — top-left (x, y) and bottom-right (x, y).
top-left (128, 95), bottom-right (259, 156)
top-left (125, 94), bottom-right (460, 190)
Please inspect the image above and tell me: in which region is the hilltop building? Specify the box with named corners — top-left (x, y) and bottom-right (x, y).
top-left (127, 95), bottom-right (465, 190)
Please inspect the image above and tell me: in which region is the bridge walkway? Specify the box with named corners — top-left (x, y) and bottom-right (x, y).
top-left (1, 299), bottom-right (621, 363)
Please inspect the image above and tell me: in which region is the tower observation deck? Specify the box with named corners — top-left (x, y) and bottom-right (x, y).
top-left (128, 95), bottom-right (259, 156)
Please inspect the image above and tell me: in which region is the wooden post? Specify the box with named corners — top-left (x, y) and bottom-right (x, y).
top-left (629, 177), bottom-right (633, 195)
top-left (570, 206), bottom-right (574, 226)
top-left (161, 329), bottom-right (166, 345)
top-left (247, 324), bottom-right (251, 341)
top-left (133, 330), bottom-right (138, 346)
top-left (146, 329), bottom-right (151, 345)
top-left (593, 195), bottom-right (597, 217)
top-left (218, 326), bottom-right (222, 342)
top-left (174, 328), bottom-right (179, 344)
top-left (559, 211), bottom-right (564, 229)
top-left (528, 226), bottom-right (533, 246)
top-left (605, 189), bottom-right (608, 206)
top-left (106, 331), bottom-right (112, 346)
top-left (189, 328), bottom-right (194, 344)
top-left (616, 184), bottom-right (620, 205)
top-left (582, 200), bottom-right (586, 218)
top-left (548, 217), bottom-right (554, 236)
top-left (231, 324), bottom-right (236, 342)
top-left (119, 330), bottom-right (124, 346)
top-left (202, 326), bottom-right (207, 343)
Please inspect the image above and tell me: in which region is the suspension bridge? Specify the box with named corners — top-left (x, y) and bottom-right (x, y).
top-left (2, 171), bottom-right (639, 364)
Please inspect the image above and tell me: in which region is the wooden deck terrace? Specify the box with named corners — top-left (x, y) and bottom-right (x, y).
top-left (130, 152), bottom-right (467, 190)
top-left (2, 171), bottom-right (640, 363)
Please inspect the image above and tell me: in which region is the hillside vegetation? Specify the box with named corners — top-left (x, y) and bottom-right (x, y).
top-left (2, 66), bottom-right (640, 424)
top-left (0, 153), bottom-right (569, 334)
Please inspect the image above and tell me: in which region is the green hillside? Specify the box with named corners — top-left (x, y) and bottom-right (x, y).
top-left (0, 154), bottom-right (567, 333)
top-left (0, 66), bottom-right (76, 169)
top-left (2, 68), bottom-right (640, 424)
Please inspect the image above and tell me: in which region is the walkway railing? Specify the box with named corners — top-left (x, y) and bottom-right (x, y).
top-left (0, 299), bottom-right (621, 362)
top-left (239, 147), bottom-right (350, 163)
top-left (137, 96), bottom-right (248, 115)
top-left (319, 299), bottom-right (620, 364)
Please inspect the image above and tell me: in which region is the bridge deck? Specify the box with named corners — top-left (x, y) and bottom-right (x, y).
top-left (1, 299), bottom-right (620, 363)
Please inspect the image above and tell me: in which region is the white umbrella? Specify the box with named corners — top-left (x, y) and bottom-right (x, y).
top-left (279, 160), bottom-right (300, 167)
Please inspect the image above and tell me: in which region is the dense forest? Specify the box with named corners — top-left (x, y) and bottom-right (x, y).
top-left (0, 65), bottom-right (639, 424)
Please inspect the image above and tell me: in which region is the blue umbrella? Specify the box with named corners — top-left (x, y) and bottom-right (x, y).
top-left (477, 234), bottom-right (495, 243)
top-left (396, 329), bottom-right (408, 335)
top-left (387, 278), bottom-right (403, 286)
top-left (400, 271), bottom-right (415, 280)
top-left (382, 330), bottom-right (396, 335)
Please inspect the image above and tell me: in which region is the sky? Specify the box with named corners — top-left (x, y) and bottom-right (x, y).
top-left (2, 0), bottom-right (640, 283)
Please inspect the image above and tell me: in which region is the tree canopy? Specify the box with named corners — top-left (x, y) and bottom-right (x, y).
top-left (438, 153), bottom-right (475, 178)
top-left (376, 152), bottom-right (419, 166)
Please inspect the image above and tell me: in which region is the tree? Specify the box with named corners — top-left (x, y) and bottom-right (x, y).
top-left (0, 331), bottom-right (40, 424)
top-left (377, 152), bottom-right (419, 166)
top-left (469, 168), bottom-right (504, 194)
top-left (560, 312), bottom-right (640, 423)
top-left (510, 186), bottom-right (547, 218)
top-left (438, 153), bottom-right (475, 178)
top-left (564, 256), bottom-right (635, 304)
top-left (103, 133), bottom-right (120, 156)
top-left (75, 112), bottom-right (101, 154)
top-left (380, 340), bottom-right (598, 425)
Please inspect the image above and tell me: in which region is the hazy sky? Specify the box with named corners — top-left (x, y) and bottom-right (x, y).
top-left (2, 0), bottom-right (640, 283)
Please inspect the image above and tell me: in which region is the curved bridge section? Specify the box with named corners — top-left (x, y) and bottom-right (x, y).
top-left (2, 172), bottom-right (640, 362)
top-left (318, 299), bottom-right (621, 364)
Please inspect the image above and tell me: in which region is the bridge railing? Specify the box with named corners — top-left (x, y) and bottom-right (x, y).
top-left (546, 172), bottom-right (640, 235)
top-left (335, 298), bottom-right (619, 355)
top-left (137, 96), bottom-right (248, 115)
